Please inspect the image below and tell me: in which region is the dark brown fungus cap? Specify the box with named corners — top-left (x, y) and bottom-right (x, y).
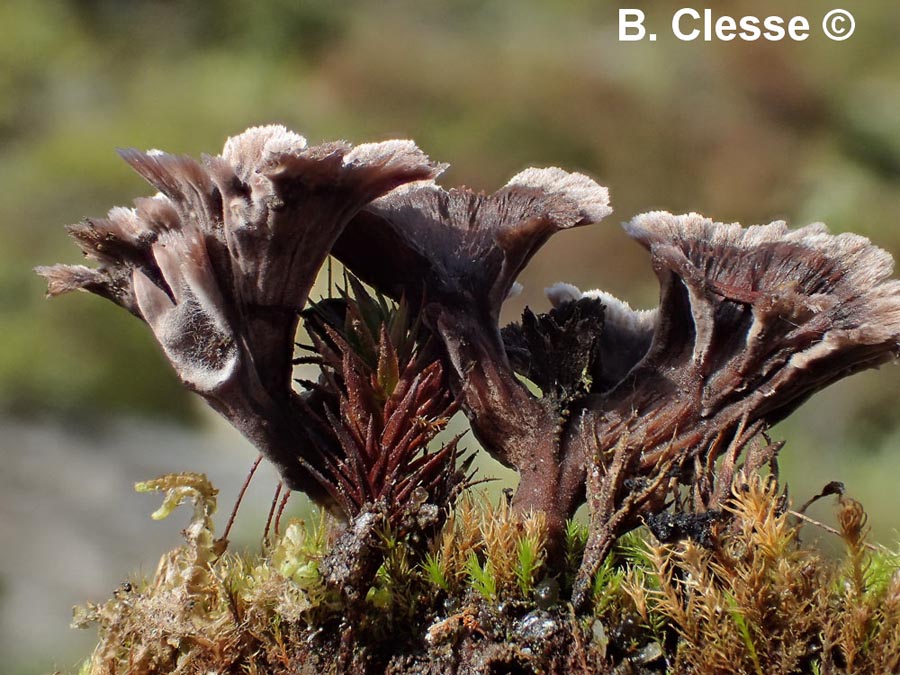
top-left (335, 168), bottom-right (611, 323)
top-left (623, 211), bottom-right (900, 427)
top-left (37, 126), bottom-right (443, 490)
top-left (572, 211), bottom-right (900, 476)
top-left (572, 211), bottom-right (900, 606)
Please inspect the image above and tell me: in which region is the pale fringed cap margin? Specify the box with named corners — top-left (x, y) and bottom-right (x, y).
top-left (545, 282), bottom-right (657, 341)
top-left (333, 167), bottom-right (611, 321)
top-left (622, 210), bottom-right (900, 421)
top-left (544, 281), bottom-right (657, 392)
top-left (36, 125), bottom-right (444, 395)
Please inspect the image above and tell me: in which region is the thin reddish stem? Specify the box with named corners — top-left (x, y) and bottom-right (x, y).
top-left (221, 453), bottom-right (263, 546)
top-left (274, 489), bottom-right (292, 535)
top-left (264, 482), bottom-right (283, 545)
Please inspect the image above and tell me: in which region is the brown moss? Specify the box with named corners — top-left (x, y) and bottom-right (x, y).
top-left (71, 473), bottom-right (900, 675)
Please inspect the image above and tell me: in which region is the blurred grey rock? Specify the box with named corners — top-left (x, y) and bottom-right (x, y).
top-left (0, 414), bottom-right (291, 674)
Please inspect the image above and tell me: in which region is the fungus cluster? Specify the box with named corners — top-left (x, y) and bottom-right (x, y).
top-left (38, 125), bottom-right (900, 606)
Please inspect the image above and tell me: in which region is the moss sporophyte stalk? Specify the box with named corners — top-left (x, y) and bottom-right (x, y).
top-left (41, 126), bottom-right (900, 674)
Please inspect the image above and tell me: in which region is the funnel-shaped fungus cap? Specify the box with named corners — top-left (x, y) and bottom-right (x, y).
top-left (623, 212), bottom-right (900, 424)
top-left (37, 126), bottom-right (443, 490)
top-left (572, 212), bottom-right (900, 605)
top-left (335, 168), bottom-right (611, 323)
top-left (37, 126), bottom-right (443, 395)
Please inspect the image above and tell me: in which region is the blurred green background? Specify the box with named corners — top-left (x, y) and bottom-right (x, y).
top-left (1, 0), bottom-right (899, 672)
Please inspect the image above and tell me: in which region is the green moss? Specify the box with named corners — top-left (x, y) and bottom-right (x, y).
top-left (70, 474), bottom-right (900, 674)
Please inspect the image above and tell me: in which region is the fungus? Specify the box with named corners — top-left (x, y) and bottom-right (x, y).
top-left (333, 169), bottom-right (611, 542)
top-left (570, 212), bottom-right (900, 604)
top-left (37, 125), bottom-right (443, 498)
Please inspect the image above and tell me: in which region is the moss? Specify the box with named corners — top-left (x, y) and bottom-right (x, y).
top-left (70, 473), bottom-right (900, 674)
